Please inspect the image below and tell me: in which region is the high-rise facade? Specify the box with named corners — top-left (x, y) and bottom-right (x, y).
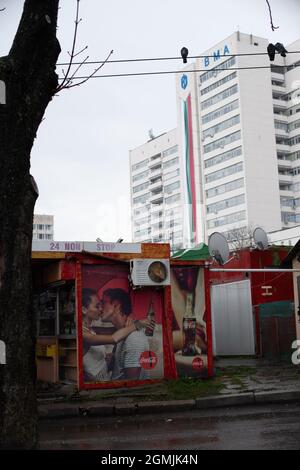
top-left (33, 214), bottom-right (54, 241)
top-left (129, 129), bottom-right (184, 252)
top-left (130, 32), bottom-right (300, 248)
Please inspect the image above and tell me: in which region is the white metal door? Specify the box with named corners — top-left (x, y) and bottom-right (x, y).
top-left (211, 280), bottom-right (255, 356)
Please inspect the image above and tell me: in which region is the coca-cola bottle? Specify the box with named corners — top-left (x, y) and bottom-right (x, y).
top-left (145, 301), bottom-right (156, 337)
top-left (182, 292), bottom-right (197, 356)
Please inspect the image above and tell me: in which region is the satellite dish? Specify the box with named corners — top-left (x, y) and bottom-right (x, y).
top-left (208, 232), bottom-right (230, 265)
top-left (253, 227), bottom-right (269, 250)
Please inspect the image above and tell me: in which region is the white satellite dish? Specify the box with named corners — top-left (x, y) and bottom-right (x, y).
top-left (253, 227), bottom-right (269, 250)
top-left (208, 232), bottom-right (230, 265)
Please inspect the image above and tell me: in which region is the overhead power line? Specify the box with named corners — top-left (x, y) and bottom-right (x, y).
top-left (56, 50), bottom-right (300, 67)
top-left (58, 63), bottom-right (300, 81)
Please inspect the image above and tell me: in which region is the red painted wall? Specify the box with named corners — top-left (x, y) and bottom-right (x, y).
top-left (209, 247), bottom-right (293, 304)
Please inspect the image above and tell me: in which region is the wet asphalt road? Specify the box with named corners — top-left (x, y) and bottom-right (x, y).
top-left (39, 402), bottom-right (300, 450)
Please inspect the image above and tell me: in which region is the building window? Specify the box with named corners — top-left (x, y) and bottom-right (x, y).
top-left (271, 64), bottom-right (285, 74)
top-left (207, 210), bottom-right (246, 229)
top-left (280, 197), bottom-right (294, 208)
top-left (164, 181), bottom-right (180, 194)
top-left (165, 193), bottom-right (181, 205)
top-left (134, 205), bottom-right (150, 217)
top-left (288, 119), bottom-right (300, 132)
top-left (38, 224), bottom-right (44, 230)
top-left (164, 168), bottom-right (180, 181)
top-left (279, 183), bottom-right (293, 191)
top-left (150, 153), bottom-right (161, 162)
top-left (133, 181), bottom-right (150, 193)
top-left (204, 130), bottom-right (241, 154)
top-left (204, 146), bottom-right (242, 168)
top-left (134, 216), bottom-right (150, 227)
top-left (201, 84), bottom-right (238, 111)
top-left (288, 134), bottom-right (300, 146)
top-left (132, 170), bottom-right (149, 183)
top-left (134, 228), bottom-right (151, 238)
top-left (165, 206), bottom-right (182, 219)
top-left (132, 158), bottom-right (149, 172)
top-left (163, 156), bottom-right (179, 170)
top-left (287, 60), bottom-right (300, 72)
top-left (205, 162), bottom-right (243, 183)
top-left (38, 234), bottom-right (44, 239)
top-left (276, 136), bottom-right (290, 145)
top-left (202, 99), bottom-right (239, 125)
top-left (275, 120), bottom-right (288, 132)
top-left (199, 56), bottom-right (236, 84)
top-left (206, 177), bottom-right (244, 198)
top-left (133, 193), bottom-right (150, 205)
top-left (203, 115), bottom-right (240, 140)
top-left (200, 72), bottom-right (237, 96)
top-left (163, 145), bottom-right (178, 158)
top-left (207, 194), bottom-right (245, 214)
top-left (165, 218), bottom-right (182, 229)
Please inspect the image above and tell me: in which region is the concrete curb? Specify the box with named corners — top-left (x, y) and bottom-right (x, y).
top-left (38, 389), bottom-right (300, 420)
top-left (254, 390), bottom-right (300, 404)
top-left (196, 392), bottom-right (255, 409)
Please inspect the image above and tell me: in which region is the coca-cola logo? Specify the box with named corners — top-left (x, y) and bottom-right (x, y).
top-left (139, 351), bottom-right (158, 370)
top-left (192, 357), bottom-right (204, 370)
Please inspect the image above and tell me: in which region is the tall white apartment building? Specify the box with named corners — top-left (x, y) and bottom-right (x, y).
top-left (129, 129), bottom-right (184, 252)
top-left (33, 214), bottom-right (54, 241)
top-left (130, 32), bottom-right (300, 247)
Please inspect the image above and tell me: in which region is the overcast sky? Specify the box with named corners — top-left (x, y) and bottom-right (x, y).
top-left (1, 0), bottom-right (299, 241)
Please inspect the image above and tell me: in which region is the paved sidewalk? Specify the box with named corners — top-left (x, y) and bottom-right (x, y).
top-left (37, 358), bottom-right (300, 419)
top-left (214, 357), bottom-right (300, 395)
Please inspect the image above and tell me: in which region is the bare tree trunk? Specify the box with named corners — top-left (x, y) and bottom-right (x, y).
top-left (0, 0), bottom-right (60, 449)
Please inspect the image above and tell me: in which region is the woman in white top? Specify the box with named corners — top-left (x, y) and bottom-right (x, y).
top-left (82, 288), bottom-right (146, 382)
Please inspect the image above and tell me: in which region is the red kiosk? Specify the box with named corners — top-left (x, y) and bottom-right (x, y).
top-left (33, 240), bottom-right (214, 390)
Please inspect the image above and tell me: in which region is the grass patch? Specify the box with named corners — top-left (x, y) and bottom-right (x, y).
top-left (217, 366), bottom-right (257, 377)
top-left (160, 377), bottom-right (225, 400)
top-left (86, 377), bottom-right (225, 402)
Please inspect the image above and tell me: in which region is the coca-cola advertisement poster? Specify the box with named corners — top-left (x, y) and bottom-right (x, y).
top-left (78, 264), bottom-right (165, 387)
top-left (171, 266), bottom-right (209, 378)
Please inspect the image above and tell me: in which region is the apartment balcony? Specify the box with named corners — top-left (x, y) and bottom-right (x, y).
top-left (276, 143), bottom-right (291, 153)
top-left (278, 174), bottom-right (293, 183)
top-left (271, 71), bottom-right (285, 82)
top-left (149, 179), bottom-right (163, 191)
top-left (275, 129), bottom-right (289, 139)
top-left (273, 98), bottom-right (287, 109)
top-left (272, 84), bottom-right (286, 94)
top-left (273, 110), bottom-right (288, 120)
top-left (279, 188), bottom-right (294, 197)
top-left (150, 167), bottom-right (162, 178)
top-left (149, 158), bottom-right (162, 170)
top-left (151, 224), bottom-right (164, 236)
top-left (277, 158), bottom-right (292, 167)
top-left (150, 192), bottom-right (164, 204)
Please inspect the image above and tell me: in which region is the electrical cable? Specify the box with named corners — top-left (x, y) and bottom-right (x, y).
top-left (56, 50), bottom-right (300, 67)
top-left (57, 63), bottom-right (300, 81)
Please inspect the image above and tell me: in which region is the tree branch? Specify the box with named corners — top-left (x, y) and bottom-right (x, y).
top-left (265, 0), bottom-right (279, 31)
top-left (56, 0), bottom-right (113, 92)
top-left (61, 49), bottom-right (113, 90)
top-left (57, 0), bottom-right (81, 91)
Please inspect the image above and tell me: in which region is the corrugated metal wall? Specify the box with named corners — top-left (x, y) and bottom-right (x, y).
top-left (211, 280), bottom-right (255, 356)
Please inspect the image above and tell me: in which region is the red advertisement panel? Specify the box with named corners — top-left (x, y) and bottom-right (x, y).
top-left (78, 263), bottom-right (166, 388)
top-left (171, 266), bottom-right (210, 377)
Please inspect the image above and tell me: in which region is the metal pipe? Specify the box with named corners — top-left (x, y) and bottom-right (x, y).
top-left (210, 268), bottom-right (298, 272)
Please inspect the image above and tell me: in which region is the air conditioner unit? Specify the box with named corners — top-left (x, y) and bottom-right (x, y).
top-left (130, 259), bottom-right (170, 286)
